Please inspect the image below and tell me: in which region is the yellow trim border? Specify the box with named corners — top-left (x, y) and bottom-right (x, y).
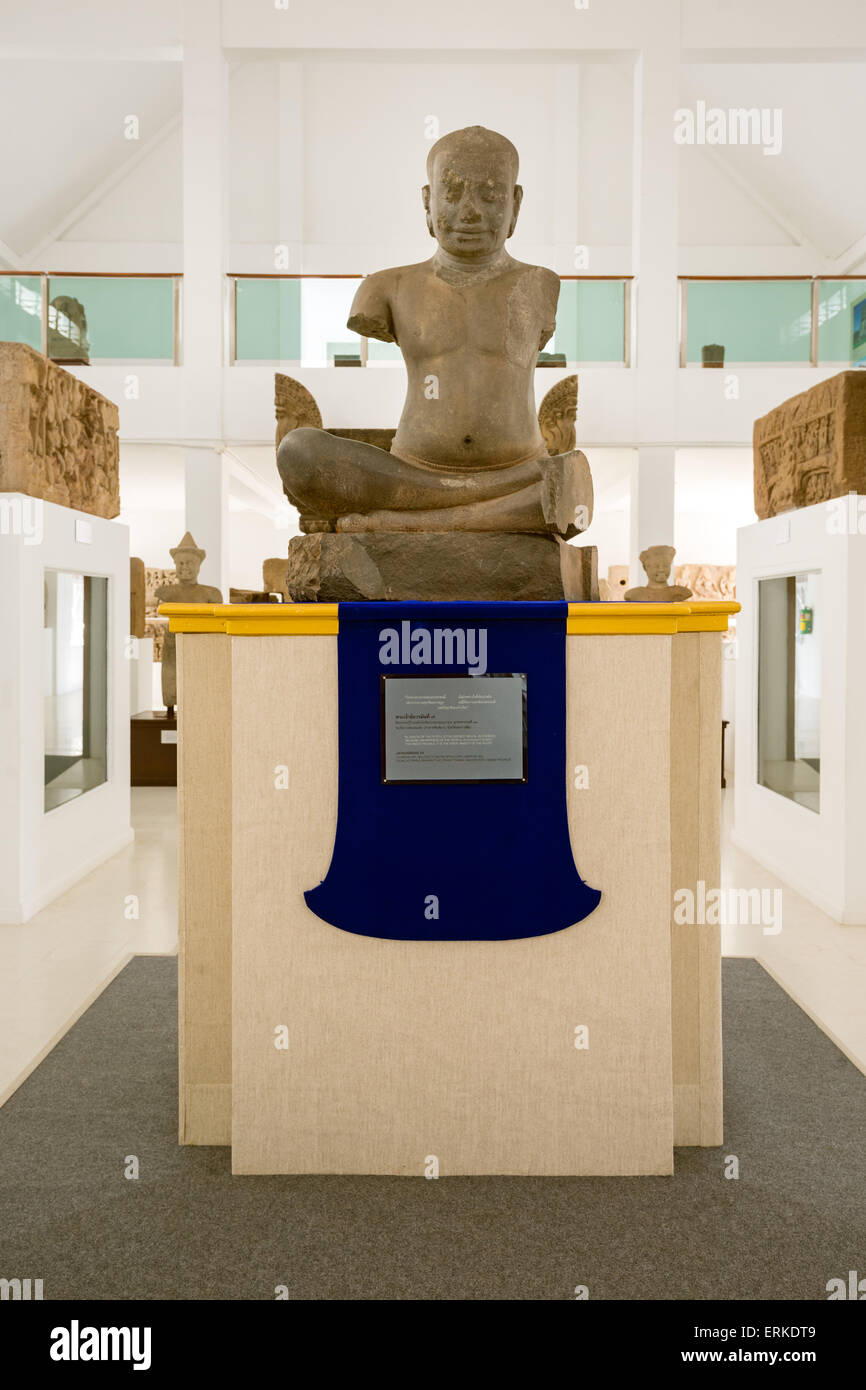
top-left (160, 599), bottom-right (739, 637)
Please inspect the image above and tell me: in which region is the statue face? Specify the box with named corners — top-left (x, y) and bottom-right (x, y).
top-left (644, 555), bottom-right (672, 585)
top-left (175, 554), bottom-right (200, 584)
top-left (424, 149), bottom-right (522, 261)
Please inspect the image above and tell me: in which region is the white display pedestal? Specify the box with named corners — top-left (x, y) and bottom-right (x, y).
top-left (0, 494), bottom-right (133, 924)
top-left (735, 499), bottom-right (866, 923)
top-left (170, 600), bottom-right (735, 1176)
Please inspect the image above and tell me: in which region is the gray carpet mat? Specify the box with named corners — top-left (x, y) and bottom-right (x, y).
top-left (0, 958), bottom-right (863, 1300)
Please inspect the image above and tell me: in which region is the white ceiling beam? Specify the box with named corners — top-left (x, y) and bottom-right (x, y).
top-left (831, 233), bottom-right (866, 276)
top-left (25, 112), bottom-right (181, 267)
top-left (0, 46), bottom-right (182, 62)
top-left (682, 47), bottom-right (866, 63)
top-left (0, 238), bottom-right (24, 271)
top-left (700, 145), bottom-right (827, 261)
top-left (223, 449), bottom-right (285, 510)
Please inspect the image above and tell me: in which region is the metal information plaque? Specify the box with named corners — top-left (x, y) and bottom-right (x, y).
top-left (381, 674), bottom-right (527, 784)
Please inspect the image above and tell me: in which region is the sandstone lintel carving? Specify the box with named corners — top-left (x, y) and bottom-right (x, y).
top-left (0, 342), bottom-right (119, 518)
top-left (753, 371), bottom-right (866, 520)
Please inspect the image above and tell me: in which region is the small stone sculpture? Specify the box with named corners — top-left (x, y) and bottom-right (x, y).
top-left (275, 374), bottom-right (322, 452)
top-left (155, 533), bottom-right (222, 713)
top-left (262, 557), bottom-right (290, 602)
top-left (48, 295), bottom-right (90, 364)
top-left (130, 558), bottom-right (146, 638)
top-left (624, 546), bottom-right (692, 603)
top-left (538, 375), bottom-right (578, 456)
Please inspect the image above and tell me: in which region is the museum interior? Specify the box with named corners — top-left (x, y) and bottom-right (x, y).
top-left (1, 0), bottom-right (865, 1310)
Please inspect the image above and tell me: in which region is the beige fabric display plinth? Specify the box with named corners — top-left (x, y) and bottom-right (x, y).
top-left (172, 602), bottom-right (733, 1175)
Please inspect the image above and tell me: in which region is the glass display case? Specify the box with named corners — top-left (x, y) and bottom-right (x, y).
top-left (43, 571), bottom-right (109, 812)
top-left (757, 571), bottom-right (821, 813)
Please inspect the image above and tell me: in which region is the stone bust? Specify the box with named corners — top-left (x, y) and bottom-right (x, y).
top-left (277, 126), bottom-right (591, 542)
top-left (624, 545), bottom-right (693, 603)
top-left (155, 532), bottom-right (222, 712)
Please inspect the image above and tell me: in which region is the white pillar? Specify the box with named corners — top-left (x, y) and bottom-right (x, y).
top-left (629, 446), bottom-right (676, 583)
top-left (185, 447), bottom-right (230, 596)
top-left (630, 10), bottom-right (680, 583)
top-left (278, 60), bottom-right (304, 271)
top-left (182, 0), bottom-right (229, 589)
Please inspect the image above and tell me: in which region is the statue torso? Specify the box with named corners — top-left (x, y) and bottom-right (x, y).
top-left (357, 258), bottom-right (557, 471)
top-left (156, 582), bottom-right (223, 605)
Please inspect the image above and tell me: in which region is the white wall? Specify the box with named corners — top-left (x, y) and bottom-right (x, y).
top-left (0, 496), bottom-right (133, 924)
top-left (733, 500), bottom-right (866, 923)
top-left (116, 442), bottom-right (291, 590)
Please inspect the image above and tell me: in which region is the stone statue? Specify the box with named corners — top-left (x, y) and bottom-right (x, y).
top-left (262, 557), bottom-right (290, 602)
top-left (277, 126), bottom-right (596, 601)
top-left (753, 371), bottom-right (866, 519)
top-left (275, 374), bottom-right (322, 451)
top-left (48, 295), bottom-right (90, 364)
top-left (624, 546), bottom-right (692, 603)
top-left (674, 563), bottom-right (735, 603)
top-left (155, 533), bottom-right (222, 713)
top-left (130, 558), bottom-right (146, 638)
top-left (538, 375), bottom-right (578, 456)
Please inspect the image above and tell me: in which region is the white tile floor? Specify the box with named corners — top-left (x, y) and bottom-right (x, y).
top-left (1, 785), bottom-right (865, 1106)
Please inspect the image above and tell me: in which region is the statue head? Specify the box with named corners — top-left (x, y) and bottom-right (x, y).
top-left (422, 126), bottom-right (522, 262)
top-left (170, 531), bottom-right (206, 585)
top-left (640, 545), bottom-right (676, 586)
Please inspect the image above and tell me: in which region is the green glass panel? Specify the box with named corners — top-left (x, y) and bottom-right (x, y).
top-left (48, 276), bottom-right (174, 361)
top-left (816, 280), bottom-right (866, 365)
top-left (0, 275), bottom-right (43, 350)
top-left (235, 278), bottom-right (301, 360)
top-left (367, 336), bottom-right (402, 362)
top-left (550, 280), bottom-right (625, 363)
top-left (327, 341), bottom-right (361, 362)
top-left (686, 280), bottom-right (811, 364)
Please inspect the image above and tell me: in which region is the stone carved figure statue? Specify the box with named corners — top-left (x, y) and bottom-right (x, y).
top-left (48, 295), bottom-right (90, 364)
top-left (538, 375), bottom-right (578, 456)
top-left (276, 126), bottom-right (595, 601)
top-left (275, 374), bottom-right (322, 451)
top-left (624, 545), bottom-right (693, 603)
top-left (155, 532), bottom-right (222, 713)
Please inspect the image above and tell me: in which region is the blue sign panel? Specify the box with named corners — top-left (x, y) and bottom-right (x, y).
top-left (304, 601), bottom-right (601, 941)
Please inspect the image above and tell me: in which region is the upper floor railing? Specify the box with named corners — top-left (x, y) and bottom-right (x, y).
top-left (2, 270), bottom-right (865, 370)
top-left (228, 274), bottom-right (632, 367)
top-left (679, 276), bottom-right (866, 368)
top-left (0, 272), bottom-right (181, 364)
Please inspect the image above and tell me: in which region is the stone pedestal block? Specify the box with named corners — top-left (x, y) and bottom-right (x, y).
top-left (285, 531), bottom-right (599, 602)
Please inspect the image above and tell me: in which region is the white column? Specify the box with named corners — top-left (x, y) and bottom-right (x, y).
top-left (182, 0), bottom-right (229, 591)
top-left (630, 10), bottom-right (680, 582)
top-left (629, 446), bottom-right (676, 582)
top-left (278, 60), bottom-right (304, 270)
top-left (185, 448), bottom-right (230, 596)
